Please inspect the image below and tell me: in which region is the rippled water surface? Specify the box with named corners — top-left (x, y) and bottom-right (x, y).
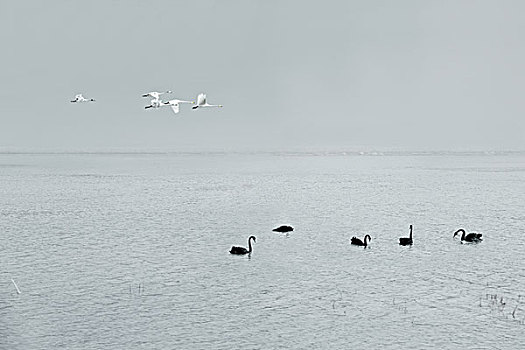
top-left (1, 152), bottom-right (524, 349)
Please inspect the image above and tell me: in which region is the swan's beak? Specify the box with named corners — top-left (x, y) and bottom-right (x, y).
top-left (219, 105), bottom-right (223, 107)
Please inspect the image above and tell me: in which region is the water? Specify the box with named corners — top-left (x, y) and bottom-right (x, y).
top-left (1, 152), bottom-right (524, 349)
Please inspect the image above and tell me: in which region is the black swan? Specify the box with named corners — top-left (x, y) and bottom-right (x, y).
top-left (272, 225), bottom-right (294, 233)
top-left (399, 225), bottom-right (413, 246)
top-left (351, 234), bottom-right (371, 247)
top-left (230, 236), bottom-right (256, 255)
top-left (453, 229), bottom-right (482, 243)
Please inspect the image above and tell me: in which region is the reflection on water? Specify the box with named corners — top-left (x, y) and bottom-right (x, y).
top-left (1, 152), bottom-right (524, 349)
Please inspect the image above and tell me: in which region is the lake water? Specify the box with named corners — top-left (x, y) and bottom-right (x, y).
top-left (1, 151), bottom-right (524, 349)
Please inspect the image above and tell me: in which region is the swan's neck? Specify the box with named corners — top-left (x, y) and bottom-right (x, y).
top-left (248, 237), bottom-right (253, 253)
top-left (461, 232), bottom-right (466, 240)
top-left (409, 226), bottom-right (412, 239)
top-left (364, 235), bottom-right (370, 246)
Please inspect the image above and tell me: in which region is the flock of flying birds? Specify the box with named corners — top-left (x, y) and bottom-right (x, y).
top-left (70, 90), bottom-right (223, 115)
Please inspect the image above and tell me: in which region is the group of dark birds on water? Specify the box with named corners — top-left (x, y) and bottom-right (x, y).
top-left (229, 225), bottom-right (483, 255)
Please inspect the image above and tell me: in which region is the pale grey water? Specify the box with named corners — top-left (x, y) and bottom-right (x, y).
top-left (1, 152), bottom-right (524, 349)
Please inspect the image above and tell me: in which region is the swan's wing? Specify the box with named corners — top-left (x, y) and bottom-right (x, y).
top-left (150, 99), bottom-right (161, 108)
top-left (350, 237), bottom-right (363, 245)
top-left (465, 233), bottom-right (477, 241)
top-left (196, 93), bottom-right (206, 106)
top-left (468, 233), bottom-right (483, 241)
top-left (143, 92), bottom-right (159, 99)
top-left (170, 103), bottom-right (180, 114)
top-left (230, 246), bottom-right (247, 254)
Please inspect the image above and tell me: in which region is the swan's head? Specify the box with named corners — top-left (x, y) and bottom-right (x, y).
top-left (218, 105), bottom-right (223, 107)
top-left (249, 235), bottom-right (256, 243)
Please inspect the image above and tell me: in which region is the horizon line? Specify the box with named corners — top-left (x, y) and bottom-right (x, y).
top-left (1, 149), bottom-right (524, 156)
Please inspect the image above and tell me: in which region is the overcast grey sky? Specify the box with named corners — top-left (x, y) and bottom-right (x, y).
top-left (1, 0), bottom-right (524, 151)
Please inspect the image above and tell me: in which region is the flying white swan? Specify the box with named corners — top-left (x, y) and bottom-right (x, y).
top-left (71, 94), bottom-right (95, 103)
top-left (162, 99), bottom-right (194, 114)
top-left (192, 93), bottom-right (223, 109)
top-left (142, 90), bottom-right (172, 100)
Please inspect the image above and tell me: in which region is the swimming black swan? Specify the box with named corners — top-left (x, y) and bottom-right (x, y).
top-left (399, 225), bottom-right (413, 245)
top-left (351, 234), bottom-right (371, 247)
top-left (230, 236), bottom-right (256, 255)
top-left (453, 229), bottom-right (482, 243)
top-left (272, 225), bottom-right (294, 233)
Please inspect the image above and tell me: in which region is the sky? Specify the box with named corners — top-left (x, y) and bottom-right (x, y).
top-left (1, 0), bottom-right (524, 152)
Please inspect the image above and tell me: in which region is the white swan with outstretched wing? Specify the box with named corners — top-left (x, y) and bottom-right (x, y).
top-left (192, 92), bottom-right (222, 109)
top-left (142, 90), bottom-right (172, 100)
top-left (71, 94), bottom-right (95, 103)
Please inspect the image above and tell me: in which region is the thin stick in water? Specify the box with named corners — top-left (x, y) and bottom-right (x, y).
top-left (11, 279), bottom-right (21, 294)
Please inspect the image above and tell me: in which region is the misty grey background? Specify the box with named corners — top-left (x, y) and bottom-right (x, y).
top-left (1, 0), bottom-right (524, 151)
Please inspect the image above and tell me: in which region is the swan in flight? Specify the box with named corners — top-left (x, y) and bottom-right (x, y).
top-left (142, 91), bottom-right (172, 100)
top-left (192, 93), bottom-right (223, 109)
top-left (71, 94), bottom-right (95, 103)
top-left (162, 99), bottom-right (194, 114)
